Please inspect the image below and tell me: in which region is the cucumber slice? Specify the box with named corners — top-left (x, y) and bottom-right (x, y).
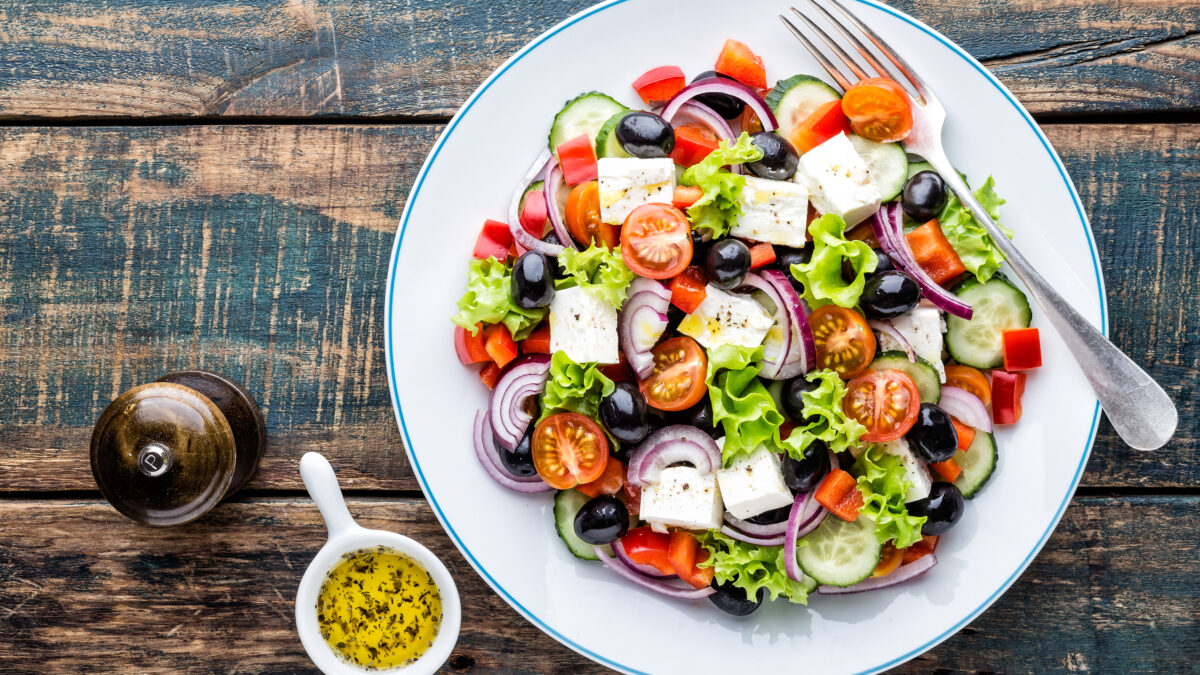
top-left (796, 515), bottom-right (882, 587)
top-left (848, 134), bottom-right (908, 202)
top-left (945, 275), bottom-right (1032, 369)
top-left (953, 432), bottom-right (997, 499)
top-left (907, 160), bottom-right (935, 180)
top-left (548, 92), bottom-right (628, 149)
top-left (766, 74), bottom-right (841, 142)
top-left (554, 489), bottom-right (603, 561)
top-left (869, 351), bottom-right (941, 404)
top-left (594, 111), bottom-right (634, 159)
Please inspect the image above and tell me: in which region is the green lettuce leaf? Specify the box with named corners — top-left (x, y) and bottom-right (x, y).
top-left (680, 133), bottom-right (765, 238)
top-left (778, 368), bottom-right (867, 460)
top-left (790, 214), bottom-right (877, 309)
top-left (451, 256), bottom-right (546, 339)
top-left (538, 351), bottom-right (615, 423)
top-left (698, 531), bottom-right (811, 604)
top-left (938, 176), bottom-right (1010, 283)
top-left (852, 444), bottom-right (926, 549)
top-left (705, 345), bottom-right (785, 467)
top-left (555, 245), bottom-right (636, 309)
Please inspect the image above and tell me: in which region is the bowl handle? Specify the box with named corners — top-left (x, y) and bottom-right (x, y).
top-left (300, 452), bottom-right (357, 537)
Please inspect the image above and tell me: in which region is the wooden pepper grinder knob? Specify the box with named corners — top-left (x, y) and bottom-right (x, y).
top-left (90, 371), bottom-right (265, 526)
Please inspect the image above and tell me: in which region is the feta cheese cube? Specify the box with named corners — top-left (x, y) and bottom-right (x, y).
top-left (729, 176), bottom-right (810, 247)
top-left (877, 300), bottom-right (947, 381)
top-left (716, 446), bottom-right (795, 520)
top-left (797, 132), bottom-right (881, 227)
top-left (548, 285), bottom-right (619, 364)
top-left (597, 157), bottom-right (676, 226)
top-left (677, 285), bottom-right (774, 350)
top-left (640, 466), bottom-right (723, 531)
top-left (878, 438), bottom-right (932, 503)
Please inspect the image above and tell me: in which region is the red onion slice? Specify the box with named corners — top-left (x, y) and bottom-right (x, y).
top-left (662, 78), bottom-right (778, 131)
top-left (783, 492), bottom-right (809, 582)
top-left (627, 425), bottom-right (722, 486)
top-left (612, 540), bottom-right (670, 578)
top-left (594, 546), bottom-right (716, 599)
top-left (817, 554), bottom-right (938, 594)
top-left (869, 319), bottom-right (916, 363)
top-left (660, 101), bottom-right (735, 142)
top-left (723, 512), bottom-right (788, 538)
top-left (938, 386), bottom-right (993, 432)
top-left (720, 525), bottom-right (785, 547)
top-left (743, 270), bottom-right (815, 379)
top-left (871, 203), bottom-right (972, 319)
top-left (489, 355), bottom-right (552, 450)
top-left (507, 150), bottom-right (562, 256)
top-left (473, 411), bottom-right (553, 493)
top-left (543, 159), bottom-right (577, 251)
top-left (619, 278), bottom-right (671, 379)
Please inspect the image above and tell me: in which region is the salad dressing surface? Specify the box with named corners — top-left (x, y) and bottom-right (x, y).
top-left (316, 546), bottom-right (442, 670)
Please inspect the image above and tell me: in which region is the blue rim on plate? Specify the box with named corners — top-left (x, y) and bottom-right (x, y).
top-left (384, 1), bottom-right (1108, 672)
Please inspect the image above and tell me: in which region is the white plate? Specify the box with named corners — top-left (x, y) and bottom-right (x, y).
top-left (385, 1), bottom-right (1106, 672)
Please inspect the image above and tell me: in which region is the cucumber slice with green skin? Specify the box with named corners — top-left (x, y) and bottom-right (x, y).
top-left (766, 74), bottom-right (841, 142)
top-left (945, 275), bottom-right (1032, 369)
top-left (548, 92), bottom-right (628, 150)
top-left (870, 351), bottom-right (941, 404)
top-left (554, 489), bottom-right (604, 561)
top-left (848, 134), bottom-right (908, 202)
top-left (796, 514), bottom-right (882, 587)
top-left (594, 111), bottom-right (634, 159)
top-left (906, 160), bottom-right (935, 180)
top-left (953, 431), bottom-right (997, 498)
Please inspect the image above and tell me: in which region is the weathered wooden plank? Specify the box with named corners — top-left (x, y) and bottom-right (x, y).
top-left (0, 123), bottom-right (1195, 492)
top-left (0, 0), bottom-right (1196, 119)
top-left (0, 496), bottom-right (1195, 673)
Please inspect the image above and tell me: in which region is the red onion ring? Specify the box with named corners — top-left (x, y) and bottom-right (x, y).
top-left (938, 386), bottom-right (993, 432)
top-left (720, 525), bottom-right (785, 547)
top-left (543, 159), bottom-right (577, 251)
top-left (869, 319), bottom-right (916, 363)
top-left (594, 546), bottom-right (716, 599)
top-left (612, 540), bottom-right (670, 578)
top-left (662, 78), bottom-right (778, 131)
top-left (871, 203), bottom-right (972, 319)
top-left (817, 554), bottom-right (938, 594)
top-left (489, 355), bottom-right (551, 450)
top-left (660, 101), bottom-right (735, 142)
top-left (627, 425), bottom-right (722, 486)
top-left (743, 270), bottom-right (815, 379)
top-left (472, 411), bottom-right (553, 493)
top-left (723, 512), bottom-right (788, 538)
top-left (507, 150), bottom-right (561, 256)
top-left (619, 278), bottom-right (671, 379)
top-left (783, 491), bottom-right (831, 583)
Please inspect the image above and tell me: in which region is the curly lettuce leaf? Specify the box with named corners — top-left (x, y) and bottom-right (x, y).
top-left (778, 368), bottom-right (867, 460)
top-left (790, 214), bottom-right (877, 309)
top-left (853, 444), bottom-right (926, 549)
top-left (555, 245), bottom-right (636, 309)
top-left (451, 257), bottom-right (546, 339)
top-left (698, 531), bottom-right (811, 604)
top-left (939, 176), bottom-right (1011, 283)
top-left (538, 351), bottom-right (615, 423)
top-left (680, 133), bottom-right (765, 238)
top-left (706, 345), bottom-right (785, 467)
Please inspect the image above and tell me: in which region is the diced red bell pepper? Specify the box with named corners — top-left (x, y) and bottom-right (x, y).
top-left (789, 100), bottom-right (852, 153)
top-left (556, 133), bottom-right (598, 186)
top-left (748, 242), bottom-right (776, 270)
top-left (814, 468), bottom-right (864, 522)
top-left (714, 39), bottom-right (767, 89)
top-left (520, 321), bottom-right (551, 355)
top-left (670, 266), bottom-right (708, 314)
top-left (599, 352), bottom-right (635, 383)
top-left (473, 218), bottom-right (513, 260)
top-left (930, 457), bottom-right (962, 482)
top-left (1002, 327), bottom-right (1042, 371)
top-left (670, 124), bottom-right (721, 167)
top-left (632, 65), bottom-right (686, 104)
top-left (905, 219), bottom-right (966, 286)
top-left (577, 459), bottom-right (625, 498)
top-left (519, 189), bottom-right (549, 239)
top-left (902, 535), bottom-right (939, 564)
top-left (667, 531), bottom-right (715, 590)
top-left (620, 526), bottom-right (674, 575)
top-left (484, 324), bottom-right (518, 369)
top-left (479, 362), bottom-right (502, 390)
top-left (951, 417), bottom-right (976, 451)
top-left (992, 370), bottom-right (1026, 425)
top-left (672, 185), bottom-right (704, 210)
top-left (454, 324), bottom-right (491, 365)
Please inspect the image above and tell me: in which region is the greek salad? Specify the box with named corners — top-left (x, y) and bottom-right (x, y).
top-left (452, 38), bottom-right (1041, 615)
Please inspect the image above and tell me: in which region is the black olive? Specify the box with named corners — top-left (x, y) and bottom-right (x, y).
top-left (692, 71), bottom-right (745, 120)
top-left (708, 579), bottom-right (764, 616)
top-left (780, 375), bottom-right (818, 422)
top-left (745, 505), bottom-right (791, 525)
top-left (543, 232), bottom-right (562, 246)
top-left (774, 244), bottom-right (813, 272)
top-left (902, 171), bottom-right (948, 222)
top-left (498, 426), bottom-right (537, 478)
top-left (599, 382), bottom-right (651, 444)
top-left (704, 239), bottom-right (751, 290)
top-left (860, 270), bottom-right (921, 320)
top-left (905, 403), bottom-right (959, 463)
top-left (782, 442), bottom-right (831, 493)
top-left (747, 131), bottom-right (799, 181)
top-left (671, 398), bottom-right (719, 438)
top-left (573, 495), bottom-right (629, 545)
top-left (510, 252), bottom-right (555, 309)
top-left (907, 482), bottom-right (965, 535)
top-left (837, 451), bottom-right (857, 472)
top-left (616, 112), bottom-right (675, 159)
top-left (610, 441), bottom-right (632, 465)
top-left (871, 248), bottom-right (896, 275)
top-left (665, 303), bottom-right (686, 334)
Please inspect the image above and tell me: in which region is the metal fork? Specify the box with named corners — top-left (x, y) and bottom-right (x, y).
top-left (781, 0), bottom-right (1177, 450)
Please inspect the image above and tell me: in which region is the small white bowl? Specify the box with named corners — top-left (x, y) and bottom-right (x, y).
top-left (294, 452), bottom-right (461, 675)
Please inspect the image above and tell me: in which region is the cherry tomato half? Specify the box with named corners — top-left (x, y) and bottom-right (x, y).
top-left (843, 369), bottom-right (921, 442)
top-left (565, 181), bottom-right (619, 249)
top-left (841, 77), bottom-right (914, 143)
top-left (620, 203), bottom-right (693, 280)
top-left (532, 412), bottom-right (609, 489)
top-left (640, 336), bottom-right (708, 411)
top-left (944, 364), bottom-right (992, 409)
top-left (809, 305), bottom-right (877, 378)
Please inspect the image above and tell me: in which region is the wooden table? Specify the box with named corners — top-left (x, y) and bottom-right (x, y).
top-left (0, 1), bottom-right (1196, 672)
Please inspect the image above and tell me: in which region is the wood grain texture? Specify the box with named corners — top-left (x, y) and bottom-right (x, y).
top-left (0, 496), bottom-right (1195, 673)
top-left (0, 0), bottom-right (1197, 119)
top-left (0, 123), bottom-right (1195, 492)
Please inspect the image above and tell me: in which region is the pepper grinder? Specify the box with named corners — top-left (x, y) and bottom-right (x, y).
top-left (90, 370), bottom-right (265, 526)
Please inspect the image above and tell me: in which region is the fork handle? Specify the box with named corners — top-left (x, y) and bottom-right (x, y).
top-left (922, 149), bottom-right (1177, 450)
